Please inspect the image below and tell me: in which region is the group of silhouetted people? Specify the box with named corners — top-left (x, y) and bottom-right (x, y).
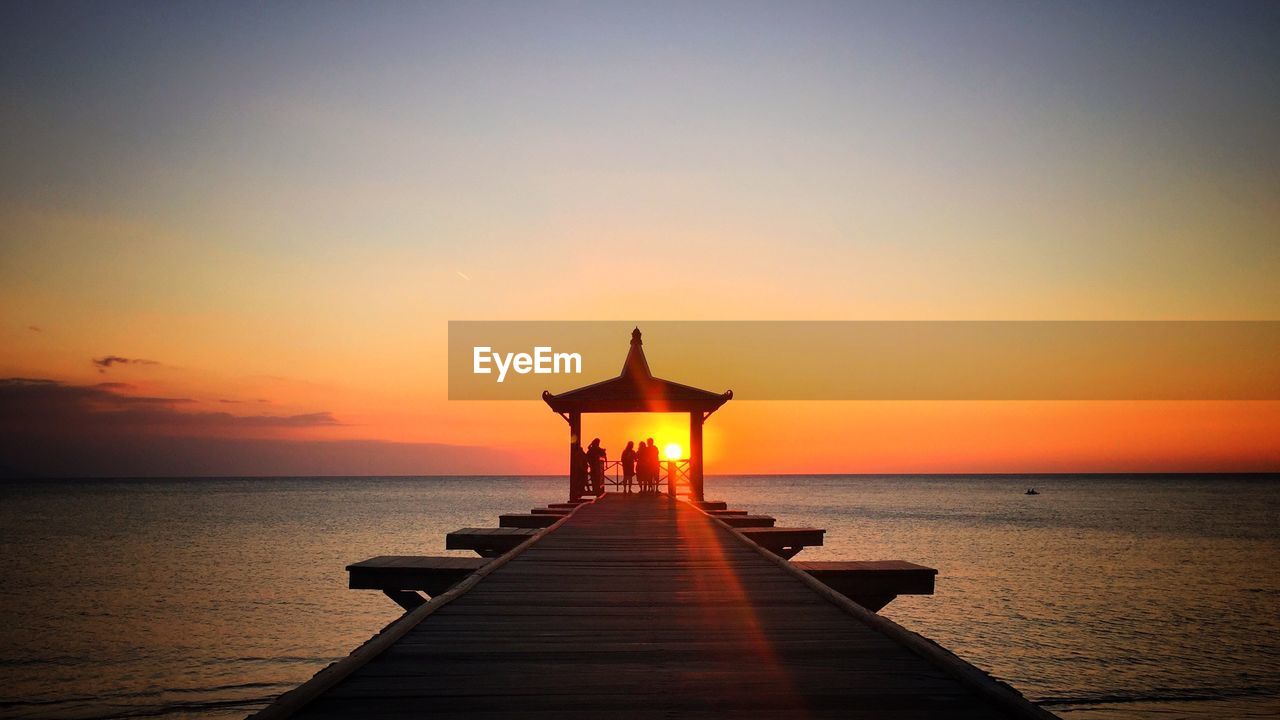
top-left (574, 437), bottom-right (665, 495)
top-left (621, 438), bottom-right (662, 494)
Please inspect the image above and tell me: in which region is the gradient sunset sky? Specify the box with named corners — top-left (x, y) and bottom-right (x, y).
top-left (2, 1), bottom-right (1278, 476)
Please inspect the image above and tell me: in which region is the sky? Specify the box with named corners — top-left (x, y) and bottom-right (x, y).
top-left (1, 1), bottom-right (1278, 476)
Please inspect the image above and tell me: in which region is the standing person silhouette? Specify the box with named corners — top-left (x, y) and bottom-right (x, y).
top-left (621, 441), bottom-right (637, 494)
top-left (586, 438), bottom-right (607, 496)
top-left (635, 439), bottom-right (649, 493)
top-left (572, 443), bottom-right (590, 499)
top-left (643, 437), bottom-right (658, 493)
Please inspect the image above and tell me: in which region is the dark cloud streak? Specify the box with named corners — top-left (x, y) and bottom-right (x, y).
top-left (0, 435), bottom-right (511, 478)
top-left (92, 356), bottom-right (160, 373)
top-left (0, 378), bottom-right (511, 478)
top-left (0, 378), bottom-right (336, 430)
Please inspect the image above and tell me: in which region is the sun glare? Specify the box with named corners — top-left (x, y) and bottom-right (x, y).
top-left (664, 442), bottom-right (682, 460)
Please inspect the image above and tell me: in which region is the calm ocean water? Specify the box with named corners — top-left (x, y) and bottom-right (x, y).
top-left (0, 475), bottom-right (1277, 719)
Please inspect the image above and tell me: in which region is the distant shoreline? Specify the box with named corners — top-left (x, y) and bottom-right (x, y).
top-left (3, 472), bottom-right (1278, 481)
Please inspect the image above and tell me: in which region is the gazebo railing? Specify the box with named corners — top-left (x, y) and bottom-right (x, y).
top-left (663, 459), bottom-right (692, 497)
top-left (593, 459), bottom-right (691, 496)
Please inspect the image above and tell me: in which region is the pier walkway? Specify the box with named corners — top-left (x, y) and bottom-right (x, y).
top-left (256, 494), bottom-right (1051, 719)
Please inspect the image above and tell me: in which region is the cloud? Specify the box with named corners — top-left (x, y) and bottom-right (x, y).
top-left (92, 355), bottom-right (160, 373)
top-left (0, 378), bottom-right (337, 430)
top-left (0, 377), bottom-right (512, 478)
top-left (0, 436), bottom-right (515, 478)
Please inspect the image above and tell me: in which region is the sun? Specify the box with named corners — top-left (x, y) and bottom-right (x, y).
top-left (664, 442), bottom-right (682, 460)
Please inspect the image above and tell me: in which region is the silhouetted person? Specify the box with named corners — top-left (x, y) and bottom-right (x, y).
top-left (572, 443), bottom-right (590, 498)
top-left (634, 440), bottom-right (648, 492)
top-left (642, 437), bottom-right (659, 493)
top-left (586, 438), bottom-right (607, 495)
top-left (621, 441), bottom-right (636, 494)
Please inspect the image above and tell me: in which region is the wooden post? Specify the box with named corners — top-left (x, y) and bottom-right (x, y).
top-left (666, 460), bottom-right (676, 498)
top-left (689, 411), bottom-right (705, 502)
top-left (568, 412), bottom-right (583, 502)
top-left (381, 589), bottom-right (427, 612)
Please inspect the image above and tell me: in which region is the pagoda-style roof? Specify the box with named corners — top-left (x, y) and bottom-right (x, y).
top-left (542, 328), bottom-right (732, 414)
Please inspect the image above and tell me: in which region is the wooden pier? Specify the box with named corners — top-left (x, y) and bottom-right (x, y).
top-left (254, 493), bottom-right (1054, 719)
top-left (254, 331), bottom-right (1051, 718)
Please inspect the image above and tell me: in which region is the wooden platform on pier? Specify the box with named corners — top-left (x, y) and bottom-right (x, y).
top-left (347, 556), bottom-right (489, 593)
top-left (260, 493), bottom-right (1051, 719)
top-left (444, 527), bottom-right (538, 557)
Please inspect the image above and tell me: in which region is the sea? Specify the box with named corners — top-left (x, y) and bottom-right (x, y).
top-left (0, 475), bottom-right (1277, 719)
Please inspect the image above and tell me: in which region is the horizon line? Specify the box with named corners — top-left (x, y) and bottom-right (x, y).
top-left (4, 471), bottom-right (1278, 481)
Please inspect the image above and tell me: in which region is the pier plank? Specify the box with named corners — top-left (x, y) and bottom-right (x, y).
top-left (794, 560), bottom-right (937, 611)
top-left (347, 556), bottom-right (489, 597)
top-left (498, 513), bottom-right (560, 528)
top-left (717, 514), bottom-right (778, 528)
top-left (444, 527), bottom-right (538, 557)
top-left (737, 526), bottom-right (825, 558)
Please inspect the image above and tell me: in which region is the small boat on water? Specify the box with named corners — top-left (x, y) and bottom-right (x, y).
top-left (1025, 488), bottom-right (1040, 495)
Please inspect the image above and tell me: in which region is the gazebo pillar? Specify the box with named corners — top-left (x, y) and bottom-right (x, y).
top-left (568, 412), bottom-right (584, 501)
top-left (689, 411), bottom-right (705, 502)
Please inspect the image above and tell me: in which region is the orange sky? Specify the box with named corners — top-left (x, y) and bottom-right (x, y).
top-left (3, 323), bottom-right (1277, 475)
top-left (2, 4), bottom-right (1278, 476)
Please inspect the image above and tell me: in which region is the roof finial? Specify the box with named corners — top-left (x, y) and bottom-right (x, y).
top-left (622, 327), bottom-right (651, 378)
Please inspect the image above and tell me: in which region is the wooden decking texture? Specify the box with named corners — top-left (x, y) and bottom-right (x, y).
top-left (271, 494), bottom-right (1041, 719)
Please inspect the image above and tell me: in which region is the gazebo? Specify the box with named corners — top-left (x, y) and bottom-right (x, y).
top-left (542, 328), bottom-right (732, 502)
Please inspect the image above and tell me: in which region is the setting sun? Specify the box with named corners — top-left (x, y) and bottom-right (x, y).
top-left (664, 442), bottom-right (682, 460)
